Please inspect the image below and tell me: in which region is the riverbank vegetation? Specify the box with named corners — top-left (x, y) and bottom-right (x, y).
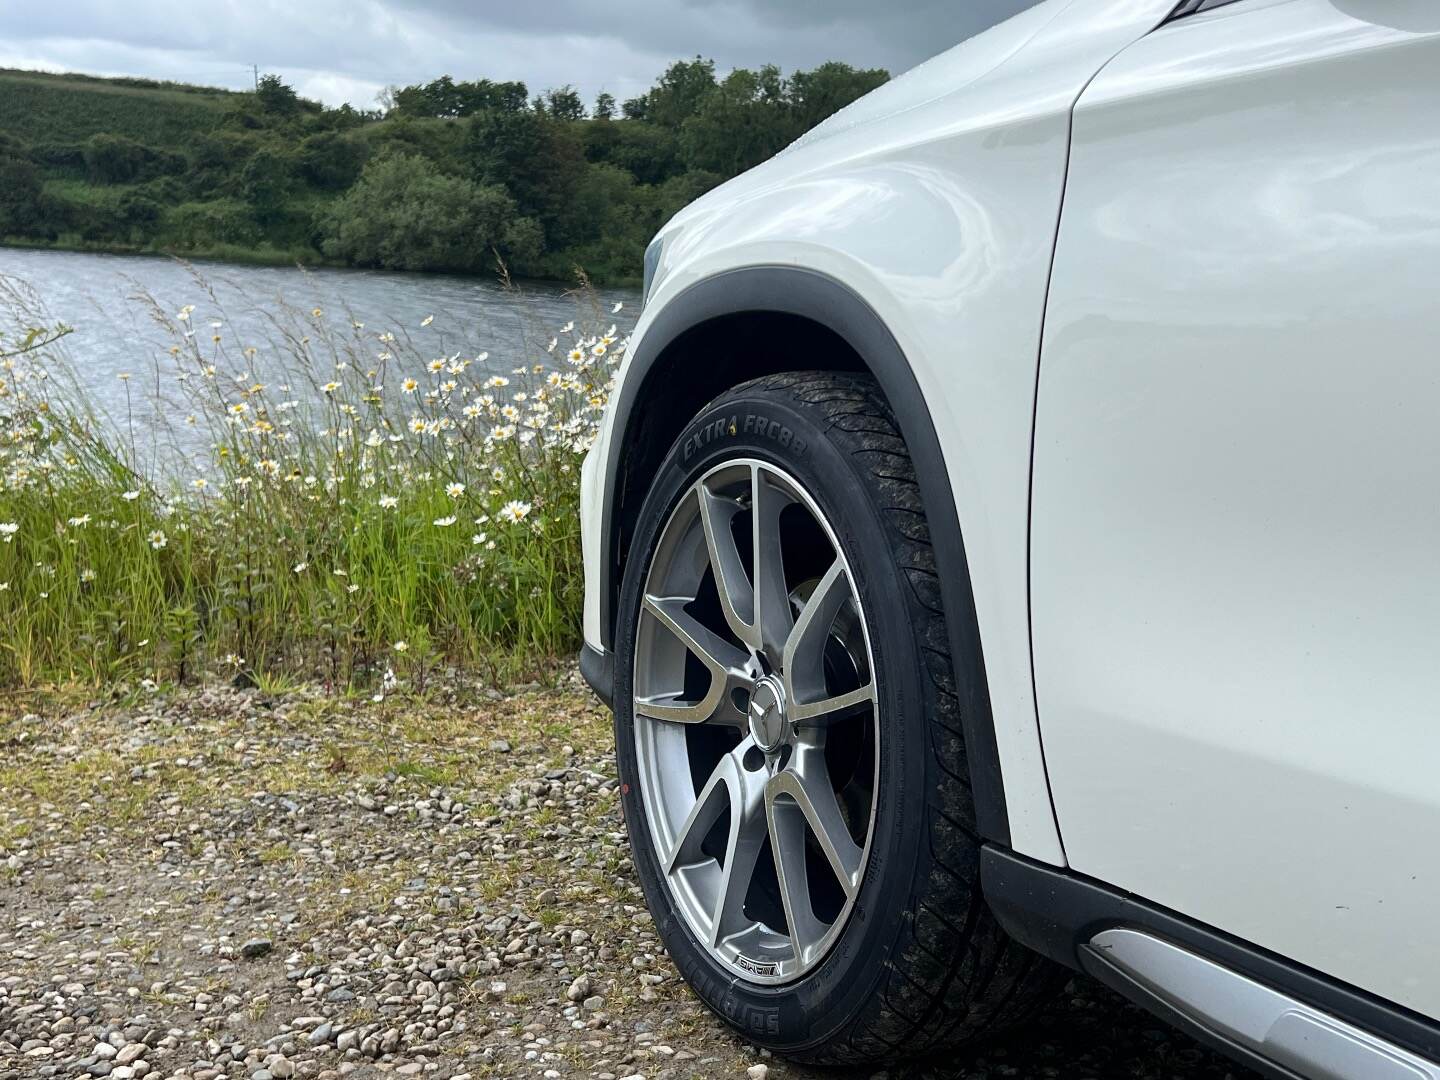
top-left (0, 271), bottom-right (619, 689)
top-left (0, 60), bottom-right (887, 283)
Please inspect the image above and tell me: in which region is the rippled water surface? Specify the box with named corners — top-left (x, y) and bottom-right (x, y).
top-left (0, 247), bottom-right (639, 466)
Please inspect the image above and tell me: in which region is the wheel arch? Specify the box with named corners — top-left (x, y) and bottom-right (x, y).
top-left (600, 265), bottom-right (1012, 845)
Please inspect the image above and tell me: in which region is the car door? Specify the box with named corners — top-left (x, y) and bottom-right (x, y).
top-left (1030, 0), bottom-right (1440, 1018)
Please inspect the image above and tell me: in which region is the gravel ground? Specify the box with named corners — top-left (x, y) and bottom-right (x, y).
top-left (0, 678), bottom-right (1257, 1080)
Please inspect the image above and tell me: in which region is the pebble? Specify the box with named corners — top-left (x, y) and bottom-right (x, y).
top-left (566, 974), bottom-right (591, 1002)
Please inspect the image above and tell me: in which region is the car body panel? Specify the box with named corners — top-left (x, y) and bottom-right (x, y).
top-left (1032, 0), bottom-right (1440, 1018)
top-left (580, 0), bottom-right (1179, 866)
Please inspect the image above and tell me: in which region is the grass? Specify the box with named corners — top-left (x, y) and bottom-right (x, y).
top-left (0, 267), bottom-right (623, 690)
top-left (0, 69), bottom-right (233, 146)
top-left (6, 219), bottom-right (340, 270)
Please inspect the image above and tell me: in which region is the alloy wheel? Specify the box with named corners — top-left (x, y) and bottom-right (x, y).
top-left (632, 459), bottom-right (879, 984)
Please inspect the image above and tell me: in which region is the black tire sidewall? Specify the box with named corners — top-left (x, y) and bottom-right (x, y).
top-left (614, 386), bottom-right (931, 1051)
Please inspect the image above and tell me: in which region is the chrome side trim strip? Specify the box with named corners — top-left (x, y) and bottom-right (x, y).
top-left (1089, 929), bottom-right (1440, 1080)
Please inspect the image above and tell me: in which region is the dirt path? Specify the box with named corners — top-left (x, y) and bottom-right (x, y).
top-left (0, 682), bottom-right (1252, 1080)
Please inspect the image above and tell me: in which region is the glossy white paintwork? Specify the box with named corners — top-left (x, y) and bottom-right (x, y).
top-left (581, 0), bottom-right (1179, 865)
top-left (1032, 0), bottom-right (1440, 1019)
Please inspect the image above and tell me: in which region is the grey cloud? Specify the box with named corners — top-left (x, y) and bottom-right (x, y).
top-left (0, 0), bottom-right (1041, 108)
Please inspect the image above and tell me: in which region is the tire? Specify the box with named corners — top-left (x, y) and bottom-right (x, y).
top-left (613, 371), bottom-right (1063, 1065)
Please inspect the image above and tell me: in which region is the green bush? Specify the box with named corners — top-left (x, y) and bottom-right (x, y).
top-left (320, 152), bottom-right (533, 272)
top-left (298, 131), bottom-right (369, 190)
top-left (83, 133), bottom-right (148, 183)
top-left (117, 190), bottom-right (162, 233)
top-left (0, 155), bottom-right (45, 236)
top-left (239, 148), bottom-right (297, 225)
top-left (82, 134), bottom-right (188, 185)
top-left (162, 199), bottom-right (264, 248)
top-left (29, 141), bottom-right (87, 178)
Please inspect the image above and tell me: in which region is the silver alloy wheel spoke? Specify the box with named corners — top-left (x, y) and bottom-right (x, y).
top-left (665, 751), bottom-right (740, 873)
top-left (637, 594), bottom-right (749, 725)
top-left (666, 739), bottom-right (756, 870)
top-left (751, 466), bottom-right (795, 660)
top-left (635, 459), bottom-right (879, 984)
top-left (782, 560), bottom-right (850, 706)
top-left (766, 793), bottom-right (831, 967)
top-left (768, 747), bottom-right (864, 899)
top-left (790, 681), bottom-right (877, 726)
top-left (698, 482), bottom-right (761, 650)
top-left (711, 754), bottom-right (770, 947)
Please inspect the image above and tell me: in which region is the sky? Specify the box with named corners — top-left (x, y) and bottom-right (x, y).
top-left (0, 0), bottom-right (1041, 110)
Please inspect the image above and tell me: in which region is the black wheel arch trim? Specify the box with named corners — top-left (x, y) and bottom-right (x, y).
top-left (600, 264), bottom-right (1012, 846)
top-left (981, 845), bottom-right (1440, 1067)
top-left (579, 643), bottom-right (614, 710)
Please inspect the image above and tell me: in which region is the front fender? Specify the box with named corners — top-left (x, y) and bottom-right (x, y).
top-left (592, 167), bottom-right (1069, 860)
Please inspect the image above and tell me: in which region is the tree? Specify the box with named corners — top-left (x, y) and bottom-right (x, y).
top-left (391, 76), bottom-right (529, 118)
top-left (320, 152), bottom-right (535, 272)
top-left (424, 75), bottom-right (464, 117)
top-left (254, 74), bottom-right (301, 116)
top-left (786, 62), bottom-right (889, 130)
top-left (639, 58), bottom-right (718, 129)
top-left (464, 109), bottom-right (587, 247)
top-left (544, 87), bottom-right (586, 122)
top-left (593, 92), bottom-right (616, 122)
top-left (469, 80), bottom-right (529, 115)
top-left (582, 120), bottom-right (683, 186)
top-left (670, 61), bottom-right (888, 176)
top-left (680, 68), bottom-right (790, 175)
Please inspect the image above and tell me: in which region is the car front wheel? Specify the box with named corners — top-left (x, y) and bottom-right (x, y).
top-left (613, 371), bottom-right (1062, 1065)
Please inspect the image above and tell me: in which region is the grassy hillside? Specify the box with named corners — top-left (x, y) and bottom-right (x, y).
top-left (0, 61), bottom-right (888, 281)
top-left (0, 69), bottom-right (235, 147)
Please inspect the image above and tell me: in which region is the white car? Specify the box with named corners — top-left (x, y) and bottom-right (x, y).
top-left (578, 0), bottom-right (1440, 1074)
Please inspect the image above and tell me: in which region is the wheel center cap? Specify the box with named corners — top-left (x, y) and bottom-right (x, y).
top-left (749, 676), bottom-right (788, 752)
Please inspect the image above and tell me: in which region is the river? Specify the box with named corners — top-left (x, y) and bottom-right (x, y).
top-left (0, 246), bottom-right (639, 468)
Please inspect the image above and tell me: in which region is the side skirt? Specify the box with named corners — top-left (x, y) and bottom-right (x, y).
top-left (982, 846), bottom-right (1440, 1078)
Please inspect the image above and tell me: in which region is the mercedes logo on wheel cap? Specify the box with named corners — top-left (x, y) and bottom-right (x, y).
top-left (749, 677), bottom-right (787, 752)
